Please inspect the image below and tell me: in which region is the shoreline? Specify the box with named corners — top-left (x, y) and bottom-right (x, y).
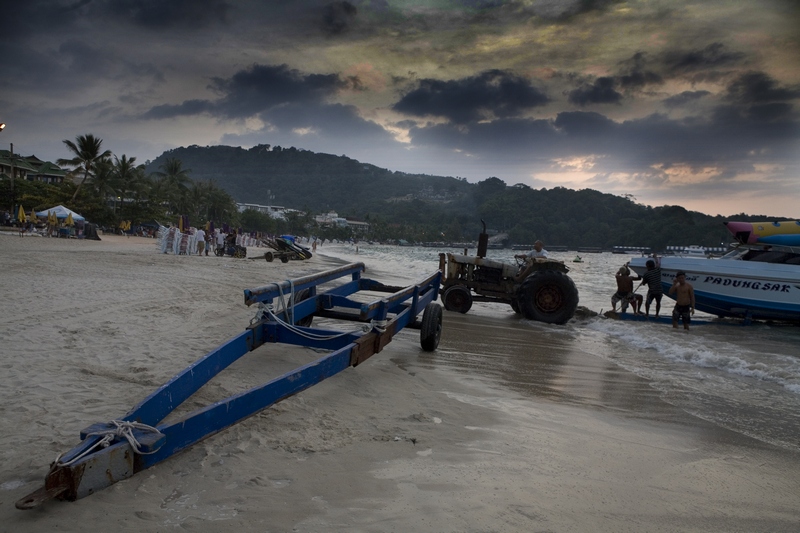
top-left (1, 235), bottom-right (798, 531)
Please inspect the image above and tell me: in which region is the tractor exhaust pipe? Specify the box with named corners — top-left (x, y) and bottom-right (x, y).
top-left (477, 220), bottom-right (489, 258)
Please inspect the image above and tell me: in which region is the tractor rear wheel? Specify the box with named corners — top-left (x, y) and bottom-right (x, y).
top-left (443, 285), bottom-right (473, 314)
top-left (517, 270), bottom-right (578, 324)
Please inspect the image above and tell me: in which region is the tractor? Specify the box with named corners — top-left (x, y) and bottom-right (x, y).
top-left (438, 223), bottom-right (579, 324)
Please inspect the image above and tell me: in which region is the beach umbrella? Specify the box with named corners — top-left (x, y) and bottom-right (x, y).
top-left (66, 213), bottom-right (74, 226)
top-left (30, 209), bottom-right (37, 224)
top-left (18, 205), bottom-right (27, 224)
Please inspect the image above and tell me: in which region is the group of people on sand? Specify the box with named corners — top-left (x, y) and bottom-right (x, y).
top-left (612, 258), bottom-right (696, 330)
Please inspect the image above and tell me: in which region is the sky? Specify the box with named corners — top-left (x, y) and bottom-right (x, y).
top-left (2, 0), bottom-right (799, 218)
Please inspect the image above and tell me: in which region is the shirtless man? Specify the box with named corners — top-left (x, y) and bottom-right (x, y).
top-left (668, 271), bottom-right (695, 330)
top-left (612, 266), bottom-right (643, 314)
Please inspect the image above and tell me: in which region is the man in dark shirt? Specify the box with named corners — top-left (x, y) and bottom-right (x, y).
top-left (639, 259), bottom-right (663, 318)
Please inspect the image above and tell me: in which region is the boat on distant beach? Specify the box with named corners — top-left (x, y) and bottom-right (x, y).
top-left (629, 244), bottom-right (800, 323)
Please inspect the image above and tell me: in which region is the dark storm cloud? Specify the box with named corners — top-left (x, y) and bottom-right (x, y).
top-left (393, 70), bottom-right (549, 124)
top-left (531, 0), bottom-right (622, 21)
top-left (220, 102), bottom-right (395, 162)
top-left (142, 64), bottom-right (348, 120)
top-left (112, 0), bottom-right (231, 29)
top-left (404, 102), bottom-right (799, 179)
top-left (663, 91), bottom-right (711, 108)
top-left (745, 103), bottom-right (795, 122)
top-left (57, 39), bottom-right (164, 84)
top-left (617, 52), bottom-right (663, 89)
top-left (264, 102), bottom-right (393, 140)
top-left (142, 100), bottom-right (217, 119)
top-left (321, 1), bottom-right (357, 35)
top-left (554, 111), bottom-right (618, 136)
top-left (568, 77), bottom-right (622, 106)
top-left (725, 71), bottom-right (800, 104)
top-left (567, 52), bottom-right (666, 107)
top-left (664, 43), bottom-right (746, 75)
top-left (58, 39), bottom-right (120, 77)
top-left (211, 65), bottom-right (347, 118)
top-left (2, 0), bottom-right (92, 39)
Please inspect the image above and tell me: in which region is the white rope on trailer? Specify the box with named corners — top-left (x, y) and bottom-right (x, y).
top-left (54, 420), bottom-right (165, 467)
top-left (249, 278), bottom-right (391, 341)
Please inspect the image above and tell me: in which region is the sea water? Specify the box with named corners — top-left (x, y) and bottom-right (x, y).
top-left (317, 242), bottom-right (800, 452)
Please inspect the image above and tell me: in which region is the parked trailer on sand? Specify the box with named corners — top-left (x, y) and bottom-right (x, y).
top-left (16, 263), bottom-right (442, 510)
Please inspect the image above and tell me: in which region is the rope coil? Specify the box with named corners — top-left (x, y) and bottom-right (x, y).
top-left (55, 420), bottom-right (165, 467)
top-left (250, 278), bottom-right (390, 340)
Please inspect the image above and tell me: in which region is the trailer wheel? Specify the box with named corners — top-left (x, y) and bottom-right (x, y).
top-left (510, 298), bottom-right (521, 314)
top-left (517, 270), bottom-right (578, 324)
top-left (293, 288), bottom-right (314, 327)
top-left (443, 285), bottom-right (472, 314)
top-left (280, 255), bottom-right (289, 263)
top-left (264, 251), bottom-right (274, 262)
top-left (420, 303), bottom-right (442, 351)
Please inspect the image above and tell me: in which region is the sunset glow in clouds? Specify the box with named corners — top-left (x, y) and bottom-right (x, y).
top-left (2, 0), bottom-right (799, 216)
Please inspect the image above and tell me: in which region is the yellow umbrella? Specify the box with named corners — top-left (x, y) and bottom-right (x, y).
top-left (18, 205), bottom-right (27, 224)
top-left (30, 209), bottom-right (37, 224)
top-left (66, 213), bottom-right (74, 226)
top-left (49, 211), bottom-right (57, 225)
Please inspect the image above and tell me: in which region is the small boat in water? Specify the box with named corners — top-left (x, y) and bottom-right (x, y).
top-left (629, 244), bottom-right (800, 323)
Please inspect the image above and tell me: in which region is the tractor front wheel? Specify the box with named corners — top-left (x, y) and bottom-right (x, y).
top-left (442, 285), bottom-right (473, 314)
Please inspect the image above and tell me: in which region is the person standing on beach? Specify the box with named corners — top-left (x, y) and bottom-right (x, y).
top-left (639, 259), bottom-right (663, 317)
top-left (208, 229), bottom-right (216, 255)
top-left (669, 271), bottom-right (695, 330)
top-left (195, 228), bottom-right (206, 256)
top-left (216, 230), bottom-right (225, 254)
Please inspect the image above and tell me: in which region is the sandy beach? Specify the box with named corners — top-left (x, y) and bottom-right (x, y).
top-left (1, 233), bottom-right (799, 532)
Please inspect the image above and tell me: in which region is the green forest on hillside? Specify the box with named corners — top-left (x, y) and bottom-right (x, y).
top-left (145, 144), bottom-right (762, 249)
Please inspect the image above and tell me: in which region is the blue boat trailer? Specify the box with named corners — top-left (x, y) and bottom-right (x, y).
top-left (16, 262), bottom-right (443, 510)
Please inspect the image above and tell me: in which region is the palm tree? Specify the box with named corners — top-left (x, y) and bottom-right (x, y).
top-left (153, 158), bottom-right (192, 214)
top-left (90, 157), bottom-right (117, 205)
top-left (57, 134), bottom-right (113, 202)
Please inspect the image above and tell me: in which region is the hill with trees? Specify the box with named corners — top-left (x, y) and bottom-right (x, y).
top-left (2, 136), bottom-right (781, 250)
top-left (145, 144), bottom-right (772, 250)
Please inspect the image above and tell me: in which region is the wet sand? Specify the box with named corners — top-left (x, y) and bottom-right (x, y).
top-left (1, 234), bottom-right (799, 531)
